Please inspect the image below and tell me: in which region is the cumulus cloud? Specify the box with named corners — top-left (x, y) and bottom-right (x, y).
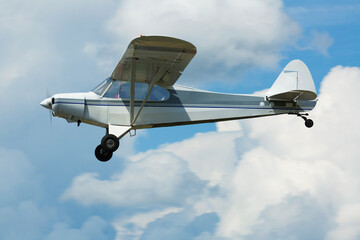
top-left (62, 152), bottom-right (205, 207)
top-left (308, 31), bottom-right (333, 55)
top-left (45, 216), bottom-right (114, 240)
top-left (0, 148), bottom-right (41, 205)
top-left (63, 65), bottom-right (360, 239)
top-left (0, 201), bottom-right (115, 240)
top-left (327, 203), bottom-right (360, 240)
top-left (130, 130), bottom-right (243, 188)
top-left (0, 147), bottom-right (116, 239)
top-left (114, 207), bottom-right (183, 239)
top-left (0, 201), bottom-right (55, 240)
top-left (215, 65), bottom-right (360, 239)
top-left (297, 30), bottom-right (334, 56)
top-left (0, 0), bottom-right (116, 119)
top-left (0, 1), bottom-right (55, 95)
top-left (139, 211), bottom-right (220, 240)
top-left (244, 194), bottom-right (333, 240)
top-left (103, 0), bottom-right (300, 72)
top-left (216, 120), bottom-right (243, 133)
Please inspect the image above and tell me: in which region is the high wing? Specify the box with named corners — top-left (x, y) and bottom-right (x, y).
top-left (110, 35), bottom-right (196, 87)
top-left (110, 36), bottom-right (196, 126)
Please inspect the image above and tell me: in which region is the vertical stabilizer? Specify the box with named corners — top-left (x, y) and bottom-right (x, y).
top-left (267, 59), bottom-right (317, 101)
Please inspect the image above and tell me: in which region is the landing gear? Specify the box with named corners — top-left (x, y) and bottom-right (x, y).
top-left (95, 145), bottom-right (113, 162)
top-left (94, 126), bottom-right (131, 162)
top-left (95, 134), bottom-right (120, 162)
top-left (305, 119), bottom-right (314, 128)
top-left (289, 112), bottom-right (314, 128)
top-left (101, 134), bottom-right (119, 152)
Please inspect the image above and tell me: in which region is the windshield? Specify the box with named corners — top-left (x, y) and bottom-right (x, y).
top-left (91, 78), bottom-right (112, 96)
top-left (102, 80), bottom-right (170, 101)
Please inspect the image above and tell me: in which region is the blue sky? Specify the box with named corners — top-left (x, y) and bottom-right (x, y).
top-left (1, 0), bottom-right (360, 239)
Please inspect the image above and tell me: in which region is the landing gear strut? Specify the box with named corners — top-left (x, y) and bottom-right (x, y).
top-left (95, 134), bottom-right (120, 162)
top-left (289, 112), bottom-right (314, 128)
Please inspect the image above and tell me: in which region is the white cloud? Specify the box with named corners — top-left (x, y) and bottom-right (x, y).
top-left (0, 146), bottom-right (116, 239)
top-left (0, 1), bottom-right (63, 127)
top-left (62, 152), bottom-right (205, 207)
top-left (0, 148), bottom-right (41, 205)
top-left (0, 201), bottom-right (54, 240)
top-left (82, 42), bottom-right (121, 74)
top-left (297, 30), bottom-right (334, 56)
top-left (216, 120), bottom-right (243, 133)
top-left (130, 130), bottom-right (243, 188)
top-left (308, 31), bottom-right (333, 55)
top-left (45, 216), bottom-right (113, 240)
top-left (327, 203), bottom-right (360, 240)
top-left (106, 0), bottom-right (300, 71)
top-left (215, 65), bottom-right (360, 238)
top-left (114, 207), bottom-right (183, 239)
top-left (287, 4), bottom-right (360, 27)
top-left (245, 194), bottom-right (332, 239)
top-left (0, 0), bottom-right (117, 112)
top-left (137, 210), bottom-right (220, 240)
top-left (0, 198), bottom-right (115, 240)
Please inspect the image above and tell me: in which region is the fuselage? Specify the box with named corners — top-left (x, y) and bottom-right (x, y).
top-left (42, 84), bottom-right (317, 130)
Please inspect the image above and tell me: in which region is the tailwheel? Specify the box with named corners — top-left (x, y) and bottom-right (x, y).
top-left (305, 119), bottom-right (314, 128)
top-left (95, 145), bottom-right (113, 162)
top-left (288, 112), bottom-right (314, 128)
top-left (101, 134), bottom-right (120, 152)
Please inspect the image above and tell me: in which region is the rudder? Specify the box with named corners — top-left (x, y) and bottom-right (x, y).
top-left (266, 59), bottom-right (317, 101)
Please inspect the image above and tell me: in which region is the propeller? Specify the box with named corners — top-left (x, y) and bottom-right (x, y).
top-left (47, 89), bottom-right (52, 126)
top-left (41, 89), bottom-right (53, 126)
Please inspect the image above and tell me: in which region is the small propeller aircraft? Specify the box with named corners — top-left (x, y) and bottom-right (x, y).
top-left (40, 36), bottom-right (317, 162)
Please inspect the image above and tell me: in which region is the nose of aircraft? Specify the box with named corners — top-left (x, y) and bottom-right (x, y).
top-left (40, 97), bottom-right (52, 110)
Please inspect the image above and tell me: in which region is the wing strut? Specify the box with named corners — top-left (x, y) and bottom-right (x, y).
top-left (131, 51), bottom-right (183, 125)
top-left (130, 57), bottom-right (136, 124)
top-left (131, 65), bottom-right (166, 125)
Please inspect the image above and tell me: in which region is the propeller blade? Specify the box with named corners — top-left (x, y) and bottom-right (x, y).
top-left (49, 109), bottom-right (53, 126)
top-left (45, 88), bottom-right (53, 126)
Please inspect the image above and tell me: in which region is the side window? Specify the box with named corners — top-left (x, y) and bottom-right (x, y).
top-left (104, 81), bottom-right (169, 101)
top-left (119, 83), bottom-right (149, 100)
top-left (133, 83), bottom-right (148, 100)
top-left (150, 85), bottom-right (170, 101)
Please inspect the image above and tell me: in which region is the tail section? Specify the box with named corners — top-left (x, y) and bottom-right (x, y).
top-left (267, 59), bottom-right (317, 101)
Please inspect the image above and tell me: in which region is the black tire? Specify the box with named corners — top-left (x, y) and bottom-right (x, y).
top-left (95, 145), bottom-right (113, 162)
top-left (305, 119), bottom-right (314, 128)
top-left (101, 134), bottom-right (119, 152)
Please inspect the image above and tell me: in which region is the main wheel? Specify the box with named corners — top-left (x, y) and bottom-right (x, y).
top-left (95, 145), bottom-right (113, 162)
top-left (305, 119), bottom-right (314, 128)
top-left (101, 134), bottom-right (119, 152)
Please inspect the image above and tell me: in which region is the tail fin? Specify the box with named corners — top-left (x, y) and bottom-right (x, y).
top-left (266, 59), bottom-right (317, 101)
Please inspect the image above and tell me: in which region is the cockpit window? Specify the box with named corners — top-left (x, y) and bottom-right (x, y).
top-left (103, 80), bottom-right (122, 98)
top-left (101, 80), bottom-right (170, 101)
top-left (91, 78), bottom-right (112, 96)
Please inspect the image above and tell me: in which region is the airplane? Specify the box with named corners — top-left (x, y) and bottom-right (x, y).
top-left (40, 35), bottom-right (317, 162)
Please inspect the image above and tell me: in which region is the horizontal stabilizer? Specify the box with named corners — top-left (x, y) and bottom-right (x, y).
top-left (267, 59), bottom-right (317, 101)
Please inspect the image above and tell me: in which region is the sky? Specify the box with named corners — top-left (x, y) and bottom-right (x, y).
top-left (0, 0), bottom-right (360, 239)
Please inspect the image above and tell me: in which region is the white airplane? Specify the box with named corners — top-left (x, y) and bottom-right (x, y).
top-left (40, 36), bottom-right (317, 162)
